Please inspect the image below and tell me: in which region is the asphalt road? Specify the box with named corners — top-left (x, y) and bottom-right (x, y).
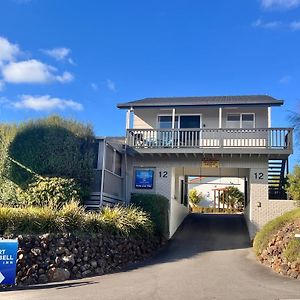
top-left (2, 213), bottom-right (300, 300)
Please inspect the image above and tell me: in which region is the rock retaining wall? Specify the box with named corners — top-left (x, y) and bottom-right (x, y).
top-left (2, 232), bottom-right (163, 286)
top-left (257, 222), bottom-right (300, 279)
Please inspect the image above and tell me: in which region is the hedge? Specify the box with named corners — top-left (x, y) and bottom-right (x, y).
top-left (131, 193), bottom-right (169, 237)
top-left (0, 116), bottom-right (95, 201)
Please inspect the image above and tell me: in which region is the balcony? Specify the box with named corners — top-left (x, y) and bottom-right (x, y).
top-left (126, 128), bottom-right (293, 156)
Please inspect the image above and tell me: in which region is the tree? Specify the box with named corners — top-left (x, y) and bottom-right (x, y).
top-left (189, 189), bottom-right (204, 207)
top-left (220, 186), bottom-right (244, 209)
top-left (286, 165), bottom-right (300, 204)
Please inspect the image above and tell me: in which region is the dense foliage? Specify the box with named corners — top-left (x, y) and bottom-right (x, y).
top-left (188, 189), bottom-right (204, 207)
top-left (131, 193), bottom-right (169, 237)
top-left (0, 116), bottom-right (95, 203)
top-left (16, 176), bottom-right (83, 208)
top-left (253, 208), bottom-right (300, 255)
top-left (220, 186), bottom-right (244, 209)
top-left (0, 201), bottom-right (154, 237)
top-left (8, 116), bottom-right (94, 189)
top-left (286, 165), bottom-right (300, 204)
top-left (0, 124), bottom-right (18, 203)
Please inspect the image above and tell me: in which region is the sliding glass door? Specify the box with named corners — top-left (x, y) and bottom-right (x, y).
top-left (158, 115), bottom-right (201, 147)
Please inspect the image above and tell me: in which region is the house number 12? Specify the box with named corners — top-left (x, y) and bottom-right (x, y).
top-left (159, 171), bottom-right (168, 178)
top-left (254, 172), bottom-right (264, 180)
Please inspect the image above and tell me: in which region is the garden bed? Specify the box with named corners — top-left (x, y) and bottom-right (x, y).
top-left (0, 203), bottom-right (164, 287)
top-left (254, 208), bottom-right (300, 279)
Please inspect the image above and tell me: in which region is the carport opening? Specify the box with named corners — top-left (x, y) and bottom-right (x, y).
top-left (187, 176), bottom-right (247, 214)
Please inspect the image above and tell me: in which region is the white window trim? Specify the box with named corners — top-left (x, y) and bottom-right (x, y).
top-left (226, 113), bottom-right (256, 128)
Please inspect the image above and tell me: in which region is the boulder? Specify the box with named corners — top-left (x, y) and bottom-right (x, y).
top-left (47, 267), bottom-right (70, 282)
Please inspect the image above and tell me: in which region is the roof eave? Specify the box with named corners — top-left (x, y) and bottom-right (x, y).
top-left (117, 101), bottom-right (284, 109)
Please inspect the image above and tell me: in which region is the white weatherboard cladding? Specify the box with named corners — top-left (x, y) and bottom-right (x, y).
top-left (133, 107), bottom-right (268, 129)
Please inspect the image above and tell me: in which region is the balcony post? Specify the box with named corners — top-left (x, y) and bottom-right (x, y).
top-left (219, 107), bottom-right (223, 148)
top-left (268, 107), bottom-right (271, 128)
top-left (219, 107), bottom-right (222, 128)
top-left (172, 108), bottom-right (176, 148)
top-left (126, 108), bottom-right (132, 129)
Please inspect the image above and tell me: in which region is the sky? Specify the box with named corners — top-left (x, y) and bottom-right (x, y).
top-left (0, 0), bottom-right (300, 166)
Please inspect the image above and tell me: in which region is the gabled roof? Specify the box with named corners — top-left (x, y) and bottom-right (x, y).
top-left (117, 95), bottom-right (284, 109)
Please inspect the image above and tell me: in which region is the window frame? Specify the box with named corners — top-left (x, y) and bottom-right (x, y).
top-left (157, 113), bottom-right (202, 129)
top-left (226, 113), bottom-right (255, 129)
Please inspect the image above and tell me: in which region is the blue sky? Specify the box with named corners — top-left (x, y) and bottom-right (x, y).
top-left (0, 0), bottom-right (300, 165)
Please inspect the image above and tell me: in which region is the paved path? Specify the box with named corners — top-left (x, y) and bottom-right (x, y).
top-left (2, 213), bottom-right (300, 300)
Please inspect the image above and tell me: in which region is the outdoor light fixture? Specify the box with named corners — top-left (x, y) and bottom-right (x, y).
top-left (257, 202), bottom-right (261, 208)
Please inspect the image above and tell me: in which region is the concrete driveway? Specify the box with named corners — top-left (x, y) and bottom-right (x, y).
top-left (2, 213), bottom-right (300, 300)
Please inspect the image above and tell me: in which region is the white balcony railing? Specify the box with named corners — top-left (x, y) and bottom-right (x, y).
top-left (126, 128), bottom-right (293, 151)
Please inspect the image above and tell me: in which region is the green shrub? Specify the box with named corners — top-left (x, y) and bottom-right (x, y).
top-left (253, 208), bottom-right (300, 255)
top-left (95, 205), bottom-right (154, 236)
top-left (283, 238), bottom-right (300, 262)
top-left (0, 177), bottom-right (19, 207)
top-left (0, 202), bottom-right (154, 237)
top-left (189, 189), bottom-right (204, 207)
top-left (131, 193), bottom-right (169, 237)
top-left (220, 186), bottom-right (244, 209)
top-left (4, 115), bottom-right (95, 198)
top-left (286, 165), bottom-right (300, 204)
top-left (0, 124), bottom-right (18, 203)
top-left (16, 176), bottom-right (83, 208)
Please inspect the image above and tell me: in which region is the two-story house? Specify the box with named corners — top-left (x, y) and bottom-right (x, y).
top-left (88, 95), bottom-right (294, 238)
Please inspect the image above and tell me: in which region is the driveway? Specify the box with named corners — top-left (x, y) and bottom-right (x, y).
top-left (2, 213), bottom-right (300, 300)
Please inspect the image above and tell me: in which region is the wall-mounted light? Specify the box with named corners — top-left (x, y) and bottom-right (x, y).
top-left (257, 202), bottom-right (261, 208)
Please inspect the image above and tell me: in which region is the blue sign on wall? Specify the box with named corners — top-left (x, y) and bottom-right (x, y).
top-left (0, 239), bottom-right (18, 285)
top-left (135, 169), bottom-right (154, 189)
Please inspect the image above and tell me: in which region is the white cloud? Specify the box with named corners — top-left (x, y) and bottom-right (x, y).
top-left (55, 71), bottom-right (74, 83)
top-left (261, 0), bottom-right (300, 9)
top-left (106, 79), bottom-right (116, 91)
top-left (2, 59), bottom-right (74, 84)
top-left (12, 95), bottom-right (83, 111)
top-left (0, 36), bottom-right (20, 65)
top-left (279, 75), bottom-right (292, 84)
top-left (91, 83), bottom-right (98, 91)
top-left (290, 21), bottom-right (300, 30)
top-left (41, 47), bottom-right (75, 65)
top-left (252, 18), bottom-right (282, 29)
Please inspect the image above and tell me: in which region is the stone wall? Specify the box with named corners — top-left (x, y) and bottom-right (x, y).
top-left (3, 232), bottom-right (163, 286)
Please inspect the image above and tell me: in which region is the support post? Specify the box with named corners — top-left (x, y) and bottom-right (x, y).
top-left (171, 108), bottom-right (176, 148)
top-left (268, 107), bottom-right (271, 128)
top-left (219, 107), bottom-right (222, 128)
top-left (126, 109), bottom-right (131, 129)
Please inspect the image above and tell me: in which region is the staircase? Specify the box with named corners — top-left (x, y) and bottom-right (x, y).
top-left (268, 159), bottom-right (288, 200)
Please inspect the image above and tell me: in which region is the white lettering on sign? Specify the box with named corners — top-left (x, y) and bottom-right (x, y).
top-left (0, 254), bottom-right (14, 261)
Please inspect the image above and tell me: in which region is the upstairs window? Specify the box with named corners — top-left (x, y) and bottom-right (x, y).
top-left (226, 114), bottom-right (240, 128)
top-left (158, 116), bottom-right (178, 129)
top-left (226, 113), bottom-right (255, 129)
top-left (241, 114), bottom-right (254, 128)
